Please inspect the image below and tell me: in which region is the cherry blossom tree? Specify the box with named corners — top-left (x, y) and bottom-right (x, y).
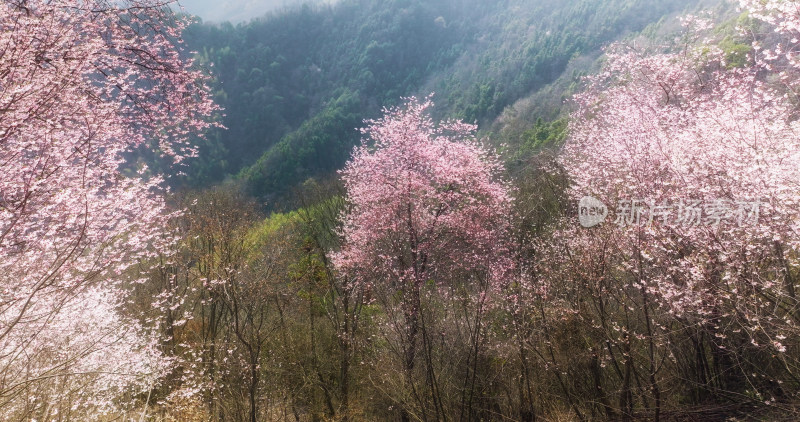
top-left (0, 0), bottom-right (217, 417)
top-left (560, 3), bottom-right (800, 404)
top-left (333, 97), bottom-right (512, 420)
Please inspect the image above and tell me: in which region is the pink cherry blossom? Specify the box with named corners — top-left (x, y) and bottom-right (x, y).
top-left (561, 2), bottom-right (800, 359)
top-left (332, 98), bottom-right (512, 418)
top-left (333, 96), bottom-right (512, 292)
top-left (0, 0), bottom-right (217, 417)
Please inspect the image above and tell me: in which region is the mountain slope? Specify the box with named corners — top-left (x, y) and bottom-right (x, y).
top-left (181, 0), bottom-right (706, 201)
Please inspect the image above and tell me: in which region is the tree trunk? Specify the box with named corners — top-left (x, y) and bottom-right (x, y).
top-left (619, 333), bottom-right (634, 422)
top-left (401, 282), bottom-right (422, 422)
top-left (249, 355), bottom-right (259, 422)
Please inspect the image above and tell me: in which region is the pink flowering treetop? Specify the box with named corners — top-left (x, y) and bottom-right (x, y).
top-left (0, 0), bottom-right (217, 416)
top-left (333, 97), bottom-right (512, 292)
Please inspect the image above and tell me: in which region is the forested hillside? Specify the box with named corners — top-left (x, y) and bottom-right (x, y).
top-left (176, 0), bottom-right (705, 200)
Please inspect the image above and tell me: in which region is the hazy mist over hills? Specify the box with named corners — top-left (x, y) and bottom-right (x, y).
top-left (178, 0), bottom-right (337, 23)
